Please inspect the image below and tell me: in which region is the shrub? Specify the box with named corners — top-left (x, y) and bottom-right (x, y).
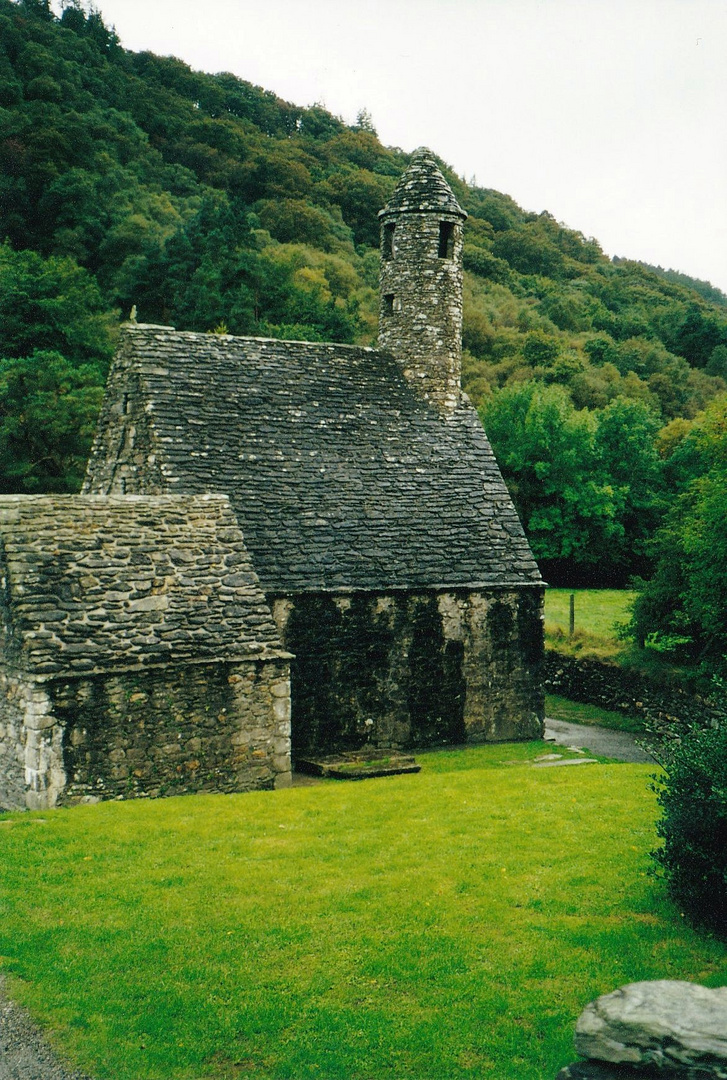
top-left (651, 720), bottom-right (727, 937)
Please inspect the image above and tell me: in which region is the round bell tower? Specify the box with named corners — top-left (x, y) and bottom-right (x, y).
top-left (378, 148), bottom-right (467, 413)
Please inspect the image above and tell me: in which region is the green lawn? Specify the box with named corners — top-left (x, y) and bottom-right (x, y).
top-left (544, 592), bottom-right (645, 729)
top-left (1, 742), bottom-right (725, 1080)
top-left (545, 694), bottom-right (644, 734)
top-left (544, 588), bottom-right (635, 661)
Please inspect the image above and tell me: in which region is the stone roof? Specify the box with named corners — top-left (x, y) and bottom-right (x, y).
top-left (0, 494), bottom-right (285, 677)
top-left (84, 327), bottom-right (542, 594)
top-left (379, 147), bottom-right (466, 220)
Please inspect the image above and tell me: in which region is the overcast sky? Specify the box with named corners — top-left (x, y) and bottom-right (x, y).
top-left (72, 0), bottom-right (727, 293)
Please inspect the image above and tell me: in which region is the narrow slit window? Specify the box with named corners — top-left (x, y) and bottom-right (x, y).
top-left (438, 221), bottom-right (455, 259)
top-left (383, 223), bottom-right (395, 260)
top-left (383, 293), bottom-right (395, 315)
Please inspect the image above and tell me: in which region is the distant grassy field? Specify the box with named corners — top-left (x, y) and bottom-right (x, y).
top-left (1, 742), bottom-right (725, 1080)
top-left (544, 589), bottom-right (636, 661)
top-left (544, 589), bottom-right (645, 726)
top-left (545, 588), bottom-right (635, 638)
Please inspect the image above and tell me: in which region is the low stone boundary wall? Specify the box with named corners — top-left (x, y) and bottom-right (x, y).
top-left (544, 651), bottom-right (727, 729)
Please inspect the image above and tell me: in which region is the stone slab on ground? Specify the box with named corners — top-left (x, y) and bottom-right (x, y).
top-left (533, 757), bottom-right (600, 768)
top-left (295, 750), bottom-right (421, 780)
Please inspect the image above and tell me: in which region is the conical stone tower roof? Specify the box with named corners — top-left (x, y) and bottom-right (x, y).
top-left (379, 147), bottom-right (466, 219)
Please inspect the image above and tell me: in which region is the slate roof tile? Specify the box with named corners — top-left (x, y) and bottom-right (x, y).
top-left (0, 494), bottom-right (286, 673)
top-left (380, 148), bottom-right (467, 219)
top-left (85, 328), bottom-right (542, 593)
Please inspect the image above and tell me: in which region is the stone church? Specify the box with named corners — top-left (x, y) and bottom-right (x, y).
top-left (0, 149), bottom-right (544, 810)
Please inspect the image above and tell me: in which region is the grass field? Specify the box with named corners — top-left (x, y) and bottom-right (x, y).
top-left (544, 590), bottom-right (646, 730)
top-left (545, 694), bottom-right (644, 734)
top-left (544, 589), bottom-right (636, 661)
top-left (1, 742), bottom-right (725, 1080)
top-left (545, 589), bottom-right (635, 637)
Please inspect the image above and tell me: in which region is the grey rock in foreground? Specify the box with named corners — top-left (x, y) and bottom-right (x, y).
top-left (563, 981), bottom-right (727, 1078)
top-left (558, 1063), bottom-right (654, 1078)
top-left (0, 985), bottom-right (94, 1080)
top-left (558, 1062), bottom-right (719, 1079)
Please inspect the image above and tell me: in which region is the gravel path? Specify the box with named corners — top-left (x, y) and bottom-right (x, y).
top-left (544, 717), bottom-right (655, 763)
top-left (0, 981), bottom-right (94, 1080)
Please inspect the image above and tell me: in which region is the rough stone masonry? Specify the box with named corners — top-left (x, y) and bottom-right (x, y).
top-left (0, 494), bottom-right (292, 809)
top-left (81, 149), bottom-right (544, 761)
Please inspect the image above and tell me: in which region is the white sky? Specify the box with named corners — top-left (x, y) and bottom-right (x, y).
top-left (69, 0), bottom-right (727, 293)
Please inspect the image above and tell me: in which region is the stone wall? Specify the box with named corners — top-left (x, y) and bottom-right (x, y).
top-left (0, 493), bottom-right (292, 810)
top-left (52, 658), bottom-right (291, 805)
top-left (0, 669), bottom-right (66, 811)
top-left (378, 212), bottom-right (465, 412)
top-left (0, 671), bottom-right (24, 809)
top-left (0, 670), bottom-right (40, 810)
top-left (0, 658), bottom-right (291, 810)
top-left (82, 359), bottom-right (169, 496)
top-left (272, 586), bottom-right (544, 757)
top-left (544, 651), bottom-right (727, 729)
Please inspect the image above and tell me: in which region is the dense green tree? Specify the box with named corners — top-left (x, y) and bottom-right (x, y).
top-left (482, 383), bottom-right (667, 582)
top-left (594, 397), bottom-right (665, 575)
top-left (0, 241), bottom-right (114, 491)
top-left (255, 198), bottom-right (349, 251)
top-left (0, 242), bottom-right (115, 363)
top-left (630, 396), bottom-right (727, 673)
top-left (481, 383), bottom-right (621, 579)
top-left (0, 350), bottom-right (105, 491)
top-left (3, 0), bottom-right (727, 592)
top-left (313, 167), bottom-right (395, 247)
top-left (492, 225), bottom-right (566, 279)
top-left (659, 303), bottom-right (727, 368)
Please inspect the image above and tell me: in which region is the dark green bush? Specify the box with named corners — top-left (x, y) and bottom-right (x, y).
top-left (651, 720), bottom-right (727, 937)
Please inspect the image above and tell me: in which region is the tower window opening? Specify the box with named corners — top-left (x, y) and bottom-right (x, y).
top-left (438, 221), bottom-right (455, 259)
top-left (383, 223), bottom-right (395, 260)
top-left (383, 293), bottom-right (395, 315)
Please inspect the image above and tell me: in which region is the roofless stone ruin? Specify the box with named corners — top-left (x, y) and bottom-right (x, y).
top-left (0, 150), bottom-right (544, 810)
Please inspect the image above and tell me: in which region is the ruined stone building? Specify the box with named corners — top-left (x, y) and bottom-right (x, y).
top-left (0, 149), bottom-right (544, 810)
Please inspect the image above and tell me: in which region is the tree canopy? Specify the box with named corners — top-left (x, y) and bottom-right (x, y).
top-left (2, 0), bottom-right (727, 607)
top-left (629, 396), bottom-right (727, 676)
top-left (480, 384), bottom-right (664, 584)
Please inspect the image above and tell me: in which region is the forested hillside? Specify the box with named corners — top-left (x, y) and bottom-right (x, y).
top-left (2, 0), bottom-right (727, 617)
